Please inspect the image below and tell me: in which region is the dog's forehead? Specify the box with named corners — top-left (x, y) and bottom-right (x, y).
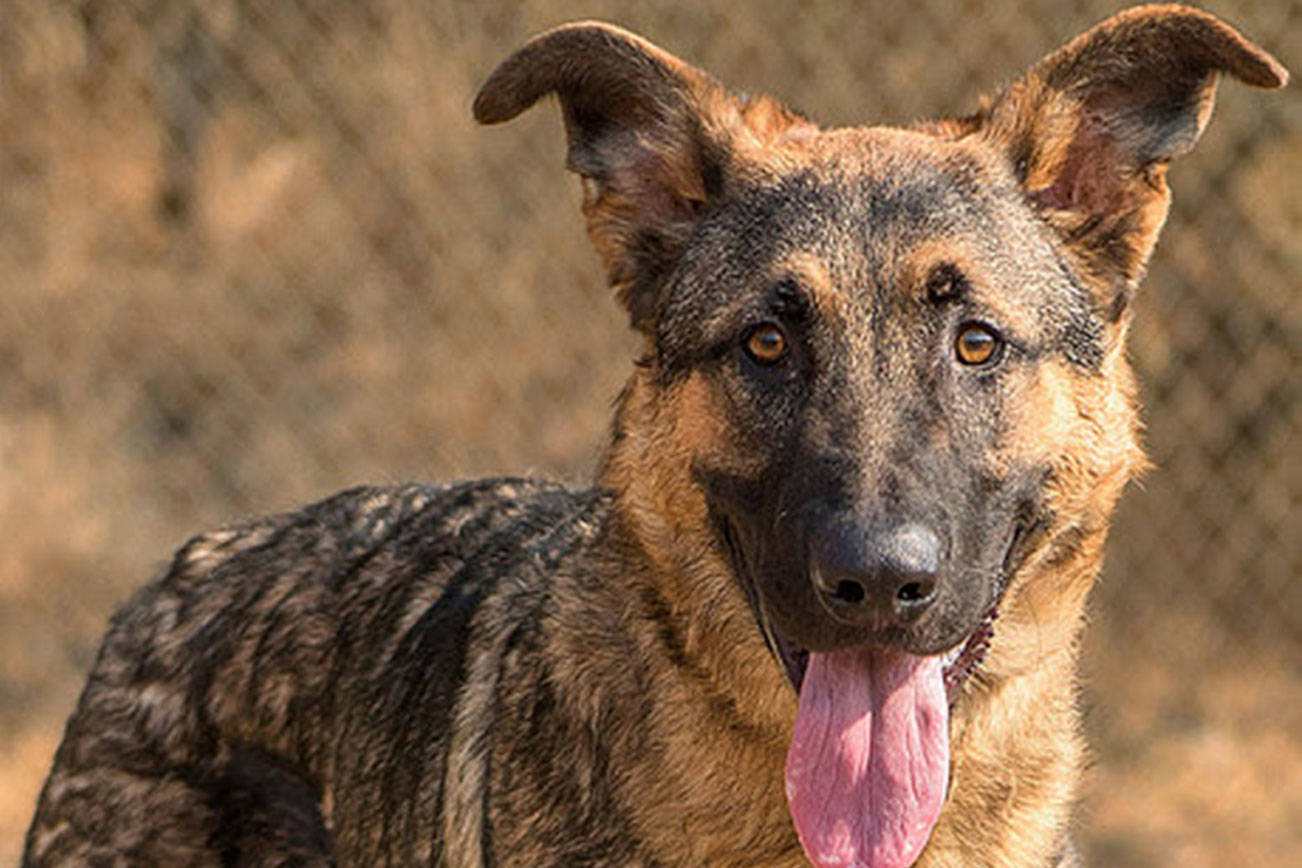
top-left (692, 128), bottom-right (1060, 307)
top-left (723, 128), bottom-right (1034, 275)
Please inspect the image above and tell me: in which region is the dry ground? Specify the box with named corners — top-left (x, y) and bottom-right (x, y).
top-left (1, 1), bottom-right (1298, 863)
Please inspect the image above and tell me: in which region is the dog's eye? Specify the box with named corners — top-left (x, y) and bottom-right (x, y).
top-left (955, 322), bottom-right (1002, 367)
top-left (744, 323), bottom-right (788, 365)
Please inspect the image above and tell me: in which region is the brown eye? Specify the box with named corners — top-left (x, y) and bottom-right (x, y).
top-left (745, 323), bottom-right (788, 365)
top-left (955, 322), bottom-right (1002, 367)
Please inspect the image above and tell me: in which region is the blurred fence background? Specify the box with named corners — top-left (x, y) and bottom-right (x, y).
top-left (0, 1), bottom-right (1296, 863)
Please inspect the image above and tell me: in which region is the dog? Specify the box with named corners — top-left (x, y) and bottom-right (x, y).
top-left (24, 5), bottom-right (1285, 866)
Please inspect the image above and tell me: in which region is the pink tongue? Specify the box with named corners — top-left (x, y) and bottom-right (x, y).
top-left (784, 648), bottom-right (949, 868)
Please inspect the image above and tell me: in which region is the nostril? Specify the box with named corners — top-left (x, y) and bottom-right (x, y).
top-left (896, 581), bottom-right (933, 604)
top-left (812, 520), bottom-right (943, 623)
top-left (833, 579), bottom-right (866, 605)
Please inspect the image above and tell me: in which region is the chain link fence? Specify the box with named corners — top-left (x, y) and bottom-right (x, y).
top-left (1, 1), bottom-right (1297, 863)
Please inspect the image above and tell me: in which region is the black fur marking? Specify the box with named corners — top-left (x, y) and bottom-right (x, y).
top-left (926, 262), bottom-right (969, 305)
top-left (624, 228), bottom-right (686, 332)
top-left (1104, 286), bottom-right (1131, 323)
top-left (1051, 255), bottom-right (1108, 371)
top-left (211, 745), bottom-right (333, 864)
top-left (1060, 312), bottom-right (1105, 370)
top-left (699, 140), bottom-right (728, 201)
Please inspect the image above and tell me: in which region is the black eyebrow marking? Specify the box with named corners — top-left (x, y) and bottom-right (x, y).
top-left (924, 262), bottom-right (969, 305)
top-left (768, 276), bottom-right (815, 323)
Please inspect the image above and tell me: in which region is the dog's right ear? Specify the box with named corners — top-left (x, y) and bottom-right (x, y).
top-left (475, 22), bottom-right (804, 331)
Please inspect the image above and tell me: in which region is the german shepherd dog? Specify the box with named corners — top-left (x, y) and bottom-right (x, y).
top-left (25, 6), bottom-right (1285, 866)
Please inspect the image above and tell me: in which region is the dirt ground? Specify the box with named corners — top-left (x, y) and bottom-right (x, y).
top-left (1, 1), bottom-right (1297, 863)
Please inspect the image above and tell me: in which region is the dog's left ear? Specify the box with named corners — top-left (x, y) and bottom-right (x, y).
top-left (973, 5), bottom-right (1286, 299)
top-left (475, 22), bottom-right (807, 332)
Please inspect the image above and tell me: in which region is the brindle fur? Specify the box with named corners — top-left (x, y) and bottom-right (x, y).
top-left (25, 6), bottom-right (1285, 867)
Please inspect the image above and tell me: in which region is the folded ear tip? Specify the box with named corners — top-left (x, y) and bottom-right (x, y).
top-left (1256, 55), bottom-right (1289, 89)
top-left (471, 21), bottom-right (657, 125)
top-left (1123, 5), bottom-right (1289, 88)
top-left (471, 85), bottom-right (518, 125)
top-left (1224, 37), bottom-right (1288, 90)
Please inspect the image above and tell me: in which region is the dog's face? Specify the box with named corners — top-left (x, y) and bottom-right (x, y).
top-left (659, 134), bottom-right (1075, 666)
top-left (477, 10), bottom-right (1283, 866)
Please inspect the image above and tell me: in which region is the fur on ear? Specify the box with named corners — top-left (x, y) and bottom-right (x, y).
top-left (972, 4), bottom-right (1286, 294)
top-left (475, 22), bottom-right (806, 331)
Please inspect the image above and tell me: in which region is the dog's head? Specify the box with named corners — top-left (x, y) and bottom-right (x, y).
top-left (477, 7), bottom-right (1284, 866)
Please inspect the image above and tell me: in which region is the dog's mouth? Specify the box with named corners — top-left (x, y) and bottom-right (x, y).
top-left (726, 519), bottom-right (1025, 705)
top-left (766, 604), bottom-right (998, 706)
top-left (722, 518), bottom-right (1027, 868)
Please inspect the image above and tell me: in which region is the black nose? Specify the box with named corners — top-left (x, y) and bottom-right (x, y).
top-left (811, 519), bottom-right (941, 626)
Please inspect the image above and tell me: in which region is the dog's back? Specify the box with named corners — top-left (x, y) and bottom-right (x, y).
top-left (25, 480), bottom-right (622, 864)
